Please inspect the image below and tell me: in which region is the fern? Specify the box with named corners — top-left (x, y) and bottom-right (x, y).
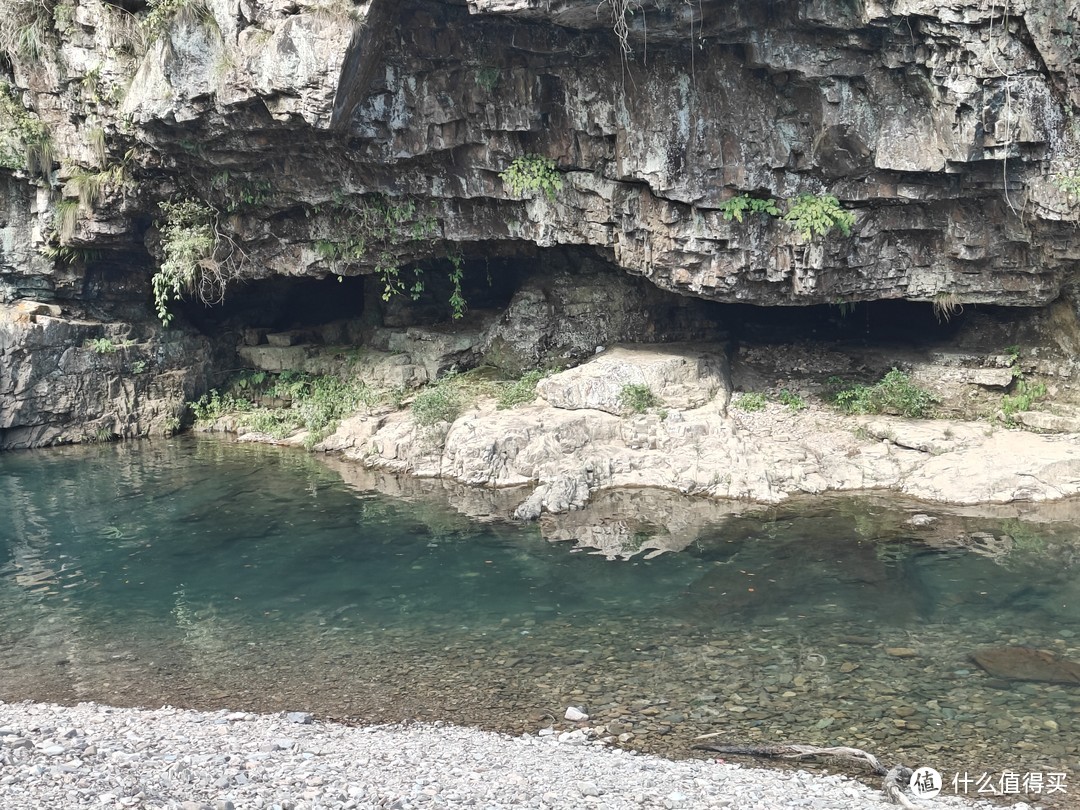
top-left (783, 194), bottom-right (855, 240)
top-left (719, 194), bottom-right (781, 223)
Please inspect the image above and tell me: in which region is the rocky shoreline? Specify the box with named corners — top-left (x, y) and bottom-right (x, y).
top-left (0, 701), bottom-right (1039, 810)
top-left (229, 341), bottom-right (1080, 524)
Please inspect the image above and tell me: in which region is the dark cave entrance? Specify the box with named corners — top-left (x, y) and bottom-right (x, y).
top-left (172, 244), bottom-right (1026, 385)
top-left (175, 247), bottom-right (531, 336)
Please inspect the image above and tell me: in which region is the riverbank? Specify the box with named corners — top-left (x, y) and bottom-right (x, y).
top-left (0, 701), bottom-right (1041, 810)
top-left (209, 342), bottom-right (1080, 520)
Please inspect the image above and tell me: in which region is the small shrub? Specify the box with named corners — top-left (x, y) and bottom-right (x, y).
top-left (412, 382), bottom-right (461, 426)
top-left (783, 194), bottom-right (855, 240)
top-left (260, 372), bottom-right (377, 445)
top-left (619, 383), bottom-right (660, 414)
top-left (719, 194), bottom-right (780, 223)
top-left (87, 337), bottom-right (116, 354)
top-left (497, 369), bottom-right (544, 409)
top-left (191, 372), bottom-right (376, 446)
top-left (832, 369), bottom-right (936, 418)
top-left (191, 389), bottom-right (251, 423)
top-left (1001, 379), bottom-right (1047, 422)
top-left (735, 392), bottom-right (767, 412)
top-left (778, 389), bottom-right (806, 411)
top-left (153, 199), bottom-right (219, 326)
top-left (234, 370), bottom-right (268, 391)
top-left (499, 155), bottom-right (563, 200)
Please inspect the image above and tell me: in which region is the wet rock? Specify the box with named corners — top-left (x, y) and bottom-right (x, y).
top-left (564, 706), bottom-right (589, 722)
top-left (885, 647), bottom-right (918, 658)
top-left (970, 646), bottom-right (1080, 684)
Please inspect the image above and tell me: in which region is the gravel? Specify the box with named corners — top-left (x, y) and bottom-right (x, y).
top-left (0, 700), bottom-right (1037, 810)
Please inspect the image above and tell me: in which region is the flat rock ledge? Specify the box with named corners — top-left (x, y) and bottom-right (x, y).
top-left (310, 346), bottom-right (1080, 520)
top-left (0, 700), bottom-right (1035, 810)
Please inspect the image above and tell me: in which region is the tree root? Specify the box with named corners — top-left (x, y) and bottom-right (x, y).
top-left (692, 741), bottom-right (925, 808)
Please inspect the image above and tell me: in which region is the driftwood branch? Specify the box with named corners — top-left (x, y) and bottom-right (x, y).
top-left (692, 741), bottom-right (923, 808)
top-left (884, 765), bottom-right (921, 809)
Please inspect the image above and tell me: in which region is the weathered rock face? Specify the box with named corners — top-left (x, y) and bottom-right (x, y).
top-left (0, 303), bottom-right (209, 449)
top-left (2, 0), bottom-right (1080, 445)
top-left (4, 0), bottom-right (1080, 303)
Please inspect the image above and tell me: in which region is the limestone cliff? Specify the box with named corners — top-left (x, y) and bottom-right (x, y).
top-left (2, 0), bottom-right (1080, 449)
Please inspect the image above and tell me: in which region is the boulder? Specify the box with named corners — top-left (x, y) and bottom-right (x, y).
top-left (970, 646), bottom-right (1080, 684)
top-left (536, 344), bottom-right (730, 415)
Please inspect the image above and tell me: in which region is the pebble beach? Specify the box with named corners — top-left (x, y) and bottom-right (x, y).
top-left (0, 700), bottom-right (1041, 810)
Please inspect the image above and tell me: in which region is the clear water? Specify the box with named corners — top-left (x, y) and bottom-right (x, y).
top-left (1, 438), bottom-right (1078, 804)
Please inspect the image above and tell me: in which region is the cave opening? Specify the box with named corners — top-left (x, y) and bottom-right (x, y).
top-left (172, 244), bottom-right (1029, 386)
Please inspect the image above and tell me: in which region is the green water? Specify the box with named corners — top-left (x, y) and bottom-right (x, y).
top-left (1, 438), bottom-right (1078, 803)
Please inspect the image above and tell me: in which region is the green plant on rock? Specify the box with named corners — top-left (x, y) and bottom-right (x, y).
top-left (210, 170), bottom-right (273, 213)
top-left (87, 337), bottom-right (116, 354)
top-left (48, 156), bottom-right (133, 250)
top-left (831, 368), bottom-right (936, 418)
top-left (1000, 379), bottom-right (1047, 424)
top-left (1054, 172), bottom-right (1080, 200)
top-left (475, 66), bottom-right (501, 92)
top-left (783, 194), bottom-right (855, 240)
top-left (735, 392), bottom-right (766, 412)
top-left (499, 155), bottom-right (563, 201)
top-left (52, 0), bottom-right (74, 34)
top-left (70, 163), bottom-right (128, 209)
top-left (447, 251), bottom-right (466, 320)
top-left (153, 199), bottom-right (237, 327)
top-left (313, 194), bottom-right (444, 312)
top-left (39, 243), bottom-right (98, 265)
top-left (0, 0), bottom-right (56, 60)
top-left (619, 383), bottom-right (660, 414)
top-left (778, 389), bottom-right (806, 411)
top-left (719, 194), bottom-right (780, 223)
top-left (258, 372), bottom-right (378, 447)
top-left (497, 369), bottom-right (546, 410)
top-left (87, 126), bottom-right (107, 165)
top-left (412, 379), bottom-right (462, 427)
top-left (54, 197), bottom-right (79, 242)
top-left (191, 389), bottom-right (252, 423)
top-left (0, 83), bottom-right (53, 178)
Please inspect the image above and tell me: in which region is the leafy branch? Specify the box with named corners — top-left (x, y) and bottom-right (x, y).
top-left (152, 199), bottom-right (245, 326)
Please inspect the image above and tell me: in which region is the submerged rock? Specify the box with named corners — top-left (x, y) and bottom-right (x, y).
top-left (970, 646), bottom-right (1080, 684)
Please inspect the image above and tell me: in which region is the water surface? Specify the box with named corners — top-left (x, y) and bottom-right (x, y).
top-left (1, 438), bottom-right (1077, 805)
